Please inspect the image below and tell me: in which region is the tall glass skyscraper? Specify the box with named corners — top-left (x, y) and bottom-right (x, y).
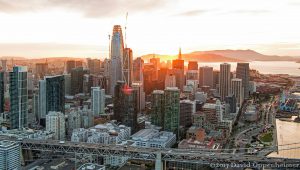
top-left (9, 66), bottom-right (28, 129)
top-left (39, 75), bottom-right (65, 122)
top-left (0, 72), bottom-right (4, 113)
top-left (110, 25), bottom-right (124, 96)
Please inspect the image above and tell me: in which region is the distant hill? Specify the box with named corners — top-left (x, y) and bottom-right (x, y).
top-left (141, 49), bottom-right (299, 62)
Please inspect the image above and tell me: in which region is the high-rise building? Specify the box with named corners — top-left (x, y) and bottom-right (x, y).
top-left (110, 25), bottom-right (124, 96)
top-left (123, 48), bottom-right (133, 85)
top-left (165, 74), bottom-right (176, 88)
top-left (151, 90), bottom-right (165, 128)
top-left (39, 75), bottom-right (65, 121)
top-left (113, 81), bottom-right (138, 132)
top-left (219, 63), bottom-right (231, 101)
top-left (225, 94), bottom-right (237, 114)
top-left (91, 87), bottom-right (105, 116)
top-left (199, 66), bottom-right (213, 88)
top-left (71, 67), bottom-right (88, 95)
top-left (66, 60), bottom-right (76, 74)
top-left (133, 57), bottom-right (144, 82)
top-left (132, 81), bottom-right (145, 113)
top-left (150, 56), bottom-right (160, 81)
top-left (231, 78), bottom-right (243, 107)
top-left (87, 58), bottom-right (101, 75)
top-left (188, 61), bottom-right (198, 70)
top-left (9, 66), bottom-right (28, 129)
top-left (172, 48), bottom-right (185, 90)
top-left (67, 110), bottom-right (81, 137)
top-left (35, 63), bottom-right (48, 79)
top-left (236, 63), bottom-right (250, 99)
top-left (180, 100), bottom-right (194, 128)
top-left (0, 72), bottom-right (4, 113)
top-left (63, 74), bottom-right (71, 95)
top-left (0, 140), bottom-right (21, 170)
top-left (143, 63), bottom-right (156, 95)
top-left (46, 111), bottom-right (65, 140)
top-left (164, 87), bottom-right (180, 136)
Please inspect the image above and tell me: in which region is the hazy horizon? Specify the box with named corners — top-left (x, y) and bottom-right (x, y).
top-left (0, 0), bottom-right (300, 58)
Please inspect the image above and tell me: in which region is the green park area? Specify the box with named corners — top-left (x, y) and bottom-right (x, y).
top-left (259, 132), bottom-right (273, 143)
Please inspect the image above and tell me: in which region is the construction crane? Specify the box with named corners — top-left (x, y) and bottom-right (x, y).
top-left (124, 12), bottom-right (128, 48)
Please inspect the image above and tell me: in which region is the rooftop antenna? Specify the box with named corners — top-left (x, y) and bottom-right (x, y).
top-left (125, 12), bottom-right (128, 48)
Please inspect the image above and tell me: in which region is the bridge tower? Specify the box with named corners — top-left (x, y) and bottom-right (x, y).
top-left (155, 152), bottom-right (163, 170)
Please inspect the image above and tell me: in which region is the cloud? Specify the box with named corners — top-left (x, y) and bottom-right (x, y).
top-left (230, 9), bottom-right (270, 15)
top-left (173, 9), bottom-right (209, 17)
top-left (0, 0), bottom-right (170, 18)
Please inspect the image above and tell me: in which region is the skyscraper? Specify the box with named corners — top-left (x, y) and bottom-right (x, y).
top-left (39, 75), bottom-right (65, 122)
top-left (46, 111), bottom-right (65, 140)
top-left (236, 63), bottom-right (250, 99)
top-left (9, 66), bottom-right (28, 129)
top-left (71, 67), bottom-right (88, 95)
top-left (133, 57), bottom-right (144, 82)
top-left (87, 58), bottom-right (101, 75)
top-left (150, 56), bottom-right (160, 81)
top-left (132, 81), bottom-right (145, 113)
top-left (231, 78), bottom-right (243, 107)
top-left (0, 140), bottom-right (21, 170)
top-left (113, 81), bottom-right (138, 132)
top-left (91, 87), bottom-right (105, 116)
top-left (151, 90), bottom-right (165, 128)
top-left (0, 72), bottom-right (4, 113)
top-left (165, 74), bottom-right (176, 88)
top-left (35, 63), bottom-right (48, 79)
top-left (110, 25), bottom-right (124, 96)
top-left (66, 60), bottom-right (76, 74)
top-left (172, 48), bottom-right (185, 90)
top-left (219, 63), bottom-right (231, 101)
top-left (123, 48), bottom-right (133, 85)
top-left (199, 66), bottom-right (214, 88)
top-left (188, 61), bottom-right (198, 70)
top-left (164, 87), bottom-right (180, 136)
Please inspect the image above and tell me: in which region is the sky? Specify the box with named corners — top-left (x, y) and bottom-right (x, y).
top-left (0, 0), bottom-right (300, 59)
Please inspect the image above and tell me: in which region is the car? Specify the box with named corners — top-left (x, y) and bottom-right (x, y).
top-left (59, 141), bottom-right (65, 144)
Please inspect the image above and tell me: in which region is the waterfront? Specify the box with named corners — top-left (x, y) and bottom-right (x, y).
top-left (198, 61), bottom-right (300, 76)
top-left (269, 117), bottom-right (300, 159)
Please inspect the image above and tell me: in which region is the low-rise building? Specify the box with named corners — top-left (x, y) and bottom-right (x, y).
top-left (130, 129), bottom-right (176, 148)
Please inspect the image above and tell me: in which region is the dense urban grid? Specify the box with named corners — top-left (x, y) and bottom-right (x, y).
top-left (0, 25), bottom-right (300, 170)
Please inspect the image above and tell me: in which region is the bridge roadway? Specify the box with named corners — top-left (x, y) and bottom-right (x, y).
top-left (19, 139), bottom-right (300, 165)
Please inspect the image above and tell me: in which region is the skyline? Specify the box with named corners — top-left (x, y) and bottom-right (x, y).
top-left (0, 0), bottom-right (300, 58)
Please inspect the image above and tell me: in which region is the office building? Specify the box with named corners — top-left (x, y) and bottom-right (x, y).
top-left (35, 63), bottom-right (48, 79)
top-left (39, 75), bottom-right (65, 121)
top-left (91, 87), bottom-right (105, 116)
top-left (0, 140), bottom-right (21, 170)
top-left (188, 61), bottom-right (198, 70)
top-left (87, 58), bottom-right (101, 74)
top-left (67, 110), bottom-right (81, 137)
top-left (180, 100), bottom-right (195, 128)
top-left (172, 48), bottom-right (185, 90)
top-left (236, 63), bottom-right (250, 99)
top-left (132, 81), bottom-right (145, 113)
top-left (71, 67), bottom-right (88, 95)
top-left (64, 74), bottom-right (71, 95)
top-left (0, 72), bottom-right (4, 113)
top-left (164, 87), bottom-right (180, 136)
top-left (231, 78), bottom-right (243, 107)
top-left (46, 111), bottom-right (65, 140)
top-left (133, 57), bottom-right (144, 82)
top-left (110, 25), bottom-right (124, 96)
top-left (113, 81), bottom-right (138, 132)
top-left (131, 129), bottom-right (176, 148)
top-left (9, 66), bottom-right (28, 129)
top-left (219, 63), bottom-right (231, 101)
top-left (165, 74), bottom-right (176, 88)
top-left (123, 48), bottom-right (133, 85)
top-left (66, 60), bottom-right (76, 74)
top-left (225, 95), bottom-right (237, 114)
top-left (151, 90), bottom-right (165, 128)
top-left (199, 66), bottom-right (213, 88)
top-left (150, 56), bottom-right (160, 81)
